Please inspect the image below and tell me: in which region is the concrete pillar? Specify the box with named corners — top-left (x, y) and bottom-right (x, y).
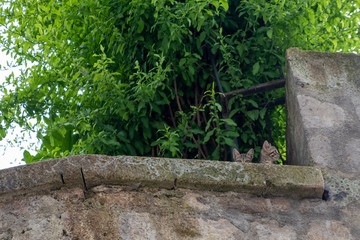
top-left (286, 48), bottom-right (360, 175)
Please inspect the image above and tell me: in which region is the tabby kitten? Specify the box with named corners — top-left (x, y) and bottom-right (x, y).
top-left (232, 140), bottom-right (280, 164)
top-left (232, 148), bottom-right (254, 163)
top-left (259, 140), bottom-right (280, 164)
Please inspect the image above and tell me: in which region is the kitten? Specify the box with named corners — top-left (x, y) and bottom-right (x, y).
top-left (232, 140), bottom-right (280, 164)
top-left (232, 148), bottom-right (254, 163)
top-left (259, 140), bottom-right (280, 164)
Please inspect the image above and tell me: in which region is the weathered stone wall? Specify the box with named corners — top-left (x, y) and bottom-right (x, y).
top-left (0, 48), bottom-right (359, 239)
top-left (285, 48), bottom-right (360, 239)
top-left (286, 48), bottom-right (360, 206)
top-left (286, 48), bottom-right (360, 172)
top-left (0, 155), bottom-right (325, 239)
top-left (0, 183), bottom-right (355, 240)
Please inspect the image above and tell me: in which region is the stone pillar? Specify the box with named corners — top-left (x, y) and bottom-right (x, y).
top-left (286, 48), bottom-right (360, 172)
top-left (286, 48), bottom-right (360, 205)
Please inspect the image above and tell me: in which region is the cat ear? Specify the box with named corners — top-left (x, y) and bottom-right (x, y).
top-left (263, 140), bottom-right (270, 150)
top-left (232, 148), bottom-right (240, 161)
top-left (247, 148), bottom-right (254, 158)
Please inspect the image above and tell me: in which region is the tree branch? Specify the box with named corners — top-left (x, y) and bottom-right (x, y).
top-left (223, 79), bottom-right (285, 98)
top-left (173, 80), bottom-right (183, 112)
top-left (191, 134), bottom-right (206, 159)
top-left (168, 104), bottom-right (176, 128)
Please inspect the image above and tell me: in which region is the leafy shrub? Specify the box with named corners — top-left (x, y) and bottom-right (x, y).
top-left (0, 0), bottom-right (359, 162)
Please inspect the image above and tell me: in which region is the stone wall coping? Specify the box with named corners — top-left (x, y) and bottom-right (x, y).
top-left (0, 155), bottom-right (324, 200)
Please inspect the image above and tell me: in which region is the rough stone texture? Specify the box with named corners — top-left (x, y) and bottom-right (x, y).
top-left (0, 185), bottom-right (357, 240)
top-left (0, 155), bottom-right (324, 200)
top-left (286, 48), bottom-right (360, 239)
top-left (286, 48), bottom-right (360, 194)
top-left (286, 48), bottom-right (360, 173)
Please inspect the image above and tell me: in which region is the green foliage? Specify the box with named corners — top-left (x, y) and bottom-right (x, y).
top-left (200, 84), bottom-right (238, 160)
top-left (1, 0), bottom-right (359, 162)
top-left (151, 126), bottom-right (182, 158)
top-left (270, 105), bottom-right (286, 164)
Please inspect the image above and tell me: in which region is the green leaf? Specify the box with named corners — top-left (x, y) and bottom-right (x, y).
top-left (336, 0), bottom-right (341, 9)
top-left (308, 9), bottom-right (315, 24)
top-left (199, 32), bottom-right (206, 43)
top-left (137, 19), bottom-right (145, 33)
top-left (221, 118), bottom-right (237, 127)
top-left (246, 99), bottom-right (258, 108)
top-left (247, 110), bottom-right (259, 121)
top-left (134, 140), bottom-right (144, 155)
top-left (23, 150), bottom-right (33, 163)
top-left (0, 128), bottom-right (6, 140)
top-left (211, 146), bottom-right (220, 160)
top-left (215, 102), bottom-right (222, 111)
top-left (229, 108), bottom-right (241, 119)
top-left (223, 137), bottom-right (236, 147)
top-left (212, 1), bottom-right (220, 10)
top-left (190, 128), bottom-right (205, 135)
top-left (223, 131), bottom-right (239, 138)
top-left (183, 141), bottom-right (197, 149)
top-left (252, 62), bottom-right (260, 75)
top-left (179, 58), bottom-right (186, 67)
top-left (204, 129), bottom-right (215, 143)
top-left (260, 108), bottom-right (267, 119)
top-left (188, 65), bottom-right (195, 75)
top-left (241, 133), bottom-right (248, 143)
top-left (267, 28), bottom-right (273, 39)
top-left (43, 117), bottom-right (52, 126)
top-left (129, 126), bottom-right (135, 140)
top-left (126, 143), bottom-right (137, 155)
top-left (220, 0), bottom-right (229, 11)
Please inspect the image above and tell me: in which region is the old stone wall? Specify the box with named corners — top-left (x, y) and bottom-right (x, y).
top-left (286, 48), bottom-right (360, 206)
top-left (0, 183), bottom-right (354, 240)
top-left (0, 155), bottom-right (325, 239)
top-left (0, 48), bottom-right (359, 239)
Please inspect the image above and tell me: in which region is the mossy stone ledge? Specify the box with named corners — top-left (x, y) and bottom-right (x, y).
top-left (0, 154), bottom-right (324, 200)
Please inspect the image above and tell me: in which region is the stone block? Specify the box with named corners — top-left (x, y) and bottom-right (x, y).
top-left (286, 48), bottom-right (360, 173)
top-left (0, 155), bottom-right (324, 200)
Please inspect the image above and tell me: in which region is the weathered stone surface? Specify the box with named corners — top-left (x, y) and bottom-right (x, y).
top-left (0, 155), bottom-right (324, 200)
top-left (297, 95), bottom-right (346, 128)
top-left (285, 48), bottom-right (360, 240)
top-left (286, 49), bottom-right (360, 209)
top-left (286, 48), bottom-right (360, 172)
top-left (1, 185), bottom-right (358, 240)
top-left (247, 220), bottom-right (297, 240)
top-left (306, 221), bottom-right (354, 240)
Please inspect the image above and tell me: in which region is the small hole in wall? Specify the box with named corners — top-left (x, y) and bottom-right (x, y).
top-left (322, 189), bottom-right (329, 201)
